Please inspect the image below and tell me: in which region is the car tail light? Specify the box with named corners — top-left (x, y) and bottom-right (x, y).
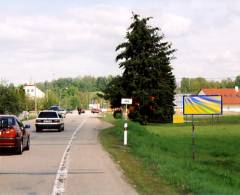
top-left (36, 119), bottom-right (43, 123)
top-left (2, 127), bottom-right (17, 138)
top-left (52, 119), bottom-right (60, 123)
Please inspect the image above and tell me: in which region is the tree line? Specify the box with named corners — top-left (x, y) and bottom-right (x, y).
top-left (1, 73), bottom-right (238, 117)
top-left (0, 84), bottom-right (29, 115)
top-left (36, 76), bottom-right (112, 110)
top-left (180, 76), bottom-right (240, 93)
top-left (0, 76), bottom-right (112, 115)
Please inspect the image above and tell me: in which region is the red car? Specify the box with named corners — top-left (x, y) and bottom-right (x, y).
top-left (0, 115), bottom-right (30, 154)
top-left (91, 108), bottom-right (101, 113)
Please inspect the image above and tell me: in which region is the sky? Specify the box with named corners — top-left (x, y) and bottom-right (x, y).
top-left (0, 0), bottom-right (239, 84)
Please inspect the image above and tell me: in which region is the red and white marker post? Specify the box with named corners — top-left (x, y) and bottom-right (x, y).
top-left (124, 122), bottom-right (128, 145)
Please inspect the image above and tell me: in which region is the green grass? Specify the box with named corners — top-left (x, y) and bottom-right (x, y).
top-left (100, 115), bottom-right (177, 195)
top-left (100, 114), bottom-right (240, 194)
top-left (183, 115), bottom-right (240, 126)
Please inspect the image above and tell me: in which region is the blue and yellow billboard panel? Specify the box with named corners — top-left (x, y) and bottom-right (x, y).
top-left (183, 95), bottom-right (222, 115)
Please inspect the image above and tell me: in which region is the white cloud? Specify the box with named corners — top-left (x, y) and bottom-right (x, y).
top-left (159, 13), bottom-right (192, 36)
top-left (0, 1), bottom-right (240, 84)
top-left (0, 5), bottom-right (132, 84)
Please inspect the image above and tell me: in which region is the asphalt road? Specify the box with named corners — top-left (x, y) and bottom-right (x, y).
top-left (0, 111), bottom-right (138, 195)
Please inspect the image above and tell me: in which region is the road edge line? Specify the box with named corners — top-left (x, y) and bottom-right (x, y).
top-left (51, 117), bottom-right (88, 195)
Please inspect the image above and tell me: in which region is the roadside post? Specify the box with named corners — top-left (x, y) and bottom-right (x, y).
top-left (121, 98), bottom-right (132, 146)
top-left (124, 122), bottom-right (128, 145)
top-left (192, 115), bottom-right (195, 160)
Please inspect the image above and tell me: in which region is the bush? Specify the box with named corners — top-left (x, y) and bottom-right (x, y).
top-left (128, 109), bottom-right (141, 122)
top-left (113, 109), bottom-right (123, 119)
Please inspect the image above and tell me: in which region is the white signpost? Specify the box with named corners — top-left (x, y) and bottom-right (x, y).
top-left (121, 98), bottom-right (132, 146)
top-left (121, 98), bottom-right (133, 105)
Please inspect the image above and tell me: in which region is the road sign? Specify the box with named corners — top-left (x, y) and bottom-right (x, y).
top-left (121, 98), bottom-right (132, 105)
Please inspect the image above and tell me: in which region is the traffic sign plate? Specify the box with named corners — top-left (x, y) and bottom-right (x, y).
top-left (121, 98), bottom-right (132, 104)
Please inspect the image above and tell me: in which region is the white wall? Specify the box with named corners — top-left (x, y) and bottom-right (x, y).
top-left (24, 85), bottom-right (45, 98)
top-left (223, 105), bottom-right (240, 112)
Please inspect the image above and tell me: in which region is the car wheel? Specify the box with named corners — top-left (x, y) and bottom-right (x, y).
top-left (25, 136), bottom-right (30, 150)
top-left (58, 126), bottom-right (62, 132)
top-left (16, 140), bottom-right (23, 155)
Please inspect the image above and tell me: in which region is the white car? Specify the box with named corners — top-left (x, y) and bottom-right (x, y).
top-left (35, 111), bottom-right (64, 132)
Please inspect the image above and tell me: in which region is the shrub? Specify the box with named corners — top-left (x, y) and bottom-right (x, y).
top-left (113, 109), bottom-right (123, 119)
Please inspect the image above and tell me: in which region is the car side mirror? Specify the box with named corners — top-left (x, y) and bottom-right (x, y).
top-left (24, 124), bottom-right (31, 129)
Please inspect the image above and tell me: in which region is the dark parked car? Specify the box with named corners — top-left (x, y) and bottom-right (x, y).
top-left (0, 115), bottom-right (30, 154)
top-left (48, 105), bottom-right (66, 117)
top-left (35, 111), bottom-right (64, 132)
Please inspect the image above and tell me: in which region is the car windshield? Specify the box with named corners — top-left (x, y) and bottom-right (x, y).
top-left (0, 117), bottom-right (15, 129)
top-left (38, 112), bottom-right (58, 118)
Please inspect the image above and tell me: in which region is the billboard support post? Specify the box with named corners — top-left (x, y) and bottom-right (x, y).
top-left (192, 115), bottom-right (195, 160)
top-left (212, 114), bottom-right (214, 126)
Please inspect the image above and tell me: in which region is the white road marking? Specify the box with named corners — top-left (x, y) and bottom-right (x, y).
top-left (52, 117), bottom-right (88, 195)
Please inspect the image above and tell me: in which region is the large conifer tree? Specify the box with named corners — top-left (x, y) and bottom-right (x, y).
top-left (116, 14), bottom-right (176, 123)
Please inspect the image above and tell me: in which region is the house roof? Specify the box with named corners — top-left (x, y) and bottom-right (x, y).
top-left (200, 88), bottom-right (240, 105)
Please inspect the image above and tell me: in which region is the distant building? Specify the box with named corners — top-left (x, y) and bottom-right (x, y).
top-left (24, 84), bottom-right (45, 98)
top-left (199, 87), bottom-right (240, 112)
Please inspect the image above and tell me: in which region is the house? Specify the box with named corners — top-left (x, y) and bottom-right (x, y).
top-left (24, 84), bottom-right (45, 99)
top-left (198, 87), bottom-right (240, 112)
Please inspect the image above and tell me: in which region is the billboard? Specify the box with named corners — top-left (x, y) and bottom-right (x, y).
top-left (183, 95), bottom-right (222, 115)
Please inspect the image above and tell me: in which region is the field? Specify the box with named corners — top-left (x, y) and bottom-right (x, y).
top-left (100, 114), bottom-right (240, 194)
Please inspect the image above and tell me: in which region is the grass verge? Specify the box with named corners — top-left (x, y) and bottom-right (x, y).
top-left (100, 114), bottom-right (178, 195)
top-left (100, 114), bottom-right (240, 194)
